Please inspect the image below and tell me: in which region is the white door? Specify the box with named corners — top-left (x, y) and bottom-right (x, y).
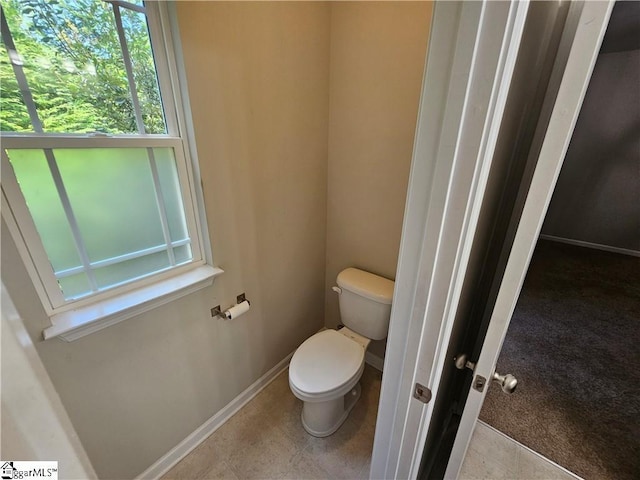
top-left (371, 1), bottom-right (531, 477)
top-left (443, 1), bottom-right (614, 478)
top-left (1, 283), bottom-right (97, 477)
top-left (371, 1), bottom-right (614, 479)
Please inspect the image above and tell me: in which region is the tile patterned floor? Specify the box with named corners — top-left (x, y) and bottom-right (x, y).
top-left (162, 365), bottom-right (382, 480)
top-left (460, 421), bottom-right (582, 480)
top-left (163, 364), bottom-right (578, 480)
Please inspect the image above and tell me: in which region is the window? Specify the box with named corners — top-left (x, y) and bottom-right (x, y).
top-left (1, 0), bottom-right (219, 339)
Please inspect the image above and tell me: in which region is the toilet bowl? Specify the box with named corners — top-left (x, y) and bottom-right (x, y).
top-left (289, 267), bottom-right (394, 437)
top-left (289, 328), bottom-right (370, 437)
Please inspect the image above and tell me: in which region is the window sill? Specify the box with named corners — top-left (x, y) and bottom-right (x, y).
top-left (43, 265), bottom-right (223, 342)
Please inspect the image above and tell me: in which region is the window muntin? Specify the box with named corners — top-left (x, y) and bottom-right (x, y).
top-left (1, 1), bottom-right (207, 314)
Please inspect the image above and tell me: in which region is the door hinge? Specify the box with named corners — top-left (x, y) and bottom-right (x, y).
top-left (414, 383), bottom-right (432, 404)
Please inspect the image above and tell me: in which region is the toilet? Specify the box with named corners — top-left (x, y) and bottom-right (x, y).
top-left (289, 267), bottom-right (394, 437)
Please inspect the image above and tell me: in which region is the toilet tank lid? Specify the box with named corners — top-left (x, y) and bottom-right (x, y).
top-left (337, 268), bottom-right (394, 304)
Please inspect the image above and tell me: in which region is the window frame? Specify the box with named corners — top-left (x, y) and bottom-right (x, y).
top-left (1, 1), bottom-right (220, 339)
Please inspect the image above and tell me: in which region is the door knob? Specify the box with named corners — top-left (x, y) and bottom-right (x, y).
top-left (492, 371), bottom-right (518, 394)
top-left (455, 355), bottom-right (518, 394)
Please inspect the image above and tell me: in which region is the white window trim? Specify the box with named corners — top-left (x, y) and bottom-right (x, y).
top-left (1, 1), bottom-right (221, 341)
top-left (43, 264), bottom-right (222, 341)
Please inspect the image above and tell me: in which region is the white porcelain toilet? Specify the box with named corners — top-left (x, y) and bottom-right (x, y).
top-left (289, 267), bottom-right (394, 437)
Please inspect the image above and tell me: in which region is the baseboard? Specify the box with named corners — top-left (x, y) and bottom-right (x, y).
top-left (365, 352), bottom-right (384, 372)
top-left (136, 352), bottom-right (294, 480)
top-left (539, 235), bottom-right (640, 257)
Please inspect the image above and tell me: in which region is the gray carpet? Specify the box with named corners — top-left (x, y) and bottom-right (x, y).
top-left (479, 240), bottom-right (640, 480)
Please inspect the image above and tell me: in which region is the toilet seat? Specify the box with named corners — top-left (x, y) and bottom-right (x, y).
top-left (289, 330), bottom-right (365, 401)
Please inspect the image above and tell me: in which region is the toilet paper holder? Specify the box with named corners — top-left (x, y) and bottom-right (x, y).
top-left (211, 293), bottom-right (250, 319)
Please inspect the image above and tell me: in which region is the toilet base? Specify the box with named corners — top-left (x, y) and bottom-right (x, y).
top-left (301, 383), bottom-right (362, 437)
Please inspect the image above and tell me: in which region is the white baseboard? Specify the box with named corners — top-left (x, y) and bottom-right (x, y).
top-left (136, 352), bottom-right (293, 480)
top-left (539, 234), bottom-right (640, 257)
top-left (365, 352), bottom-right (384, 372)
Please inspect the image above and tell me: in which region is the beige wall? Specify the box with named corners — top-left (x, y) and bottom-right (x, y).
top-left (1, 2), bottom-right (431, 478)
top-left (1, 2), bottom-right (330, 478)
top-left (324, 2), bottom-right (431, 357)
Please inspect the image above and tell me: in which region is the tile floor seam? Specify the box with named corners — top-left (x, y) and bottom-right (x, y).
top-left (274, 417), bottom-right (305, 448)
top-left (223, 457), bottom-right (240, 480)
top-left (222, 460), bottom-right (239, 480)
top-left (298, 441), bottom-right (339, 480)
top-left (505, 442), bottom-right (519, 474)
top-left (514, 444), bottom-right (522, 473)
top-left (282, 449), bottom-right (305, 480)
top-left (357, 460), bottom-right (371, 479)
top-left (297, 448), bottom-right (337, 480)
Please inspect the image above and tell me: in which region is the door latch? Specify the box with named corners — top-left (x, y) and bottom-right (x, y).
top-left (456, 354), bottom-right (485, 392)
top-left (473, 375), bottom-right (486, 392)
top-left (414, 383), bottom-right (432, 404)
top-left (454, 353), bottom-right (476, 372)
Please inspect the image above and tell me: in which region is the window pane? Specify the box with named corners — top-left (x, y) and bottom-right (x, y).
top-left (93, 251), bottom-right (170, 290)
top-left (154, 148), bottom-right (190, 242)
top-left (173, 244), bottom-right (192, 265)
top-left (53, 148), bottom-right (166, 262)
top-left (58, 272), bottom-right (92, 300)
top-left (6, 149), bottom-right (83, 272)
top-left (0, 41), bottom-right (31, 132)
top-left (0, 0), bottom-right (165, 134)
top-left (7, 146), bottom-right (192, 300)
top-left (122, 8), bottom-right (166, 134)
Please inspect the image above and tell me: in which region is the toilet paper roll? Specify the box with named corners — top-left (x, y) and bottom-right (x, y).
top-left (224, 300), bottom-right (250, 320)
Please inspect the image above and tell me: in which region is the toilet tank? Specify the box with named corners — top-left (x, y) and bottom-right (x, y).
top-left (336, 268), bottom-right (394, 341)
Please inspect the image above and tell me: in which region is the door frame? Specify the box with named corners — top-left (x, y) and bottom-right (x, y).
top-left (370, 1), bottom-right (614, 479)
top-left (1, 282), bottom-right (97, 476)
top-left (370, 1), bottom-right (530, 478)
top-left (444, 1), bottom-right (614, 478)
